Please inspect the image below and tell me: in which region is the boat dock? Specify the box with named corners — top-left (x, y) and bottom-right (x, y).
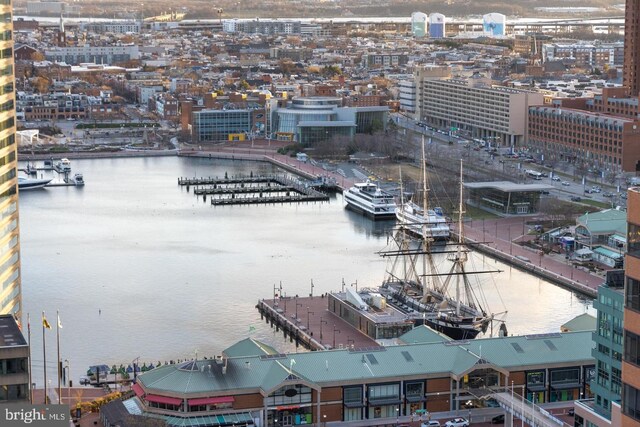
top-left (179, 174), bottom-right (330, 205)
top-left (256, 295), bottom-right (379, 351)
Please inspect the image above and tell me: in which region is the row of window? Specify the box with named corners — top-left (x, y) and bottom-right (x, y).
top-left (624, 330), bottom-right (640, 367)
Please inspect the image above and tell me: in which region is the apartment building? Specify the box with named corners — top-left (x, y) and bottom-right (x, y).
top-left (527, 106), bottom-right (640, 173)
top-left (416, 70), bottom-right (544, 147)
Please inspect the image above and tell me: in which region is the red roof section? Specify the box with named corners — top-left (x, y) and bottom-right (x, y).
top-left (145, 394), bottom-right (182, 406)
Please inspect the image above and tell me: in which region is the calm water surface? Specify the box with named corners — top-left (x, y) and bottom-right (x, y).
top-left (18, 156), bottom-right (594, 386)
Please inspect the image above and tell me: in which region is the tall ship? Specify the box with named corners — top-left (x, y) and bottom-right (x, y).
top-left (396, 143), bottom-right (450, 240)
top-left (344, 181), bottom-right (396, 220)
top-left (380, 160), bottom-right (506, 340)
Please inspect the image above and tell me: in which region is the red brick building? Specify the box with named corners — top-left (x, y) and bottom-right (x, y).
top-left (527, 105), bottom-right (640, 173)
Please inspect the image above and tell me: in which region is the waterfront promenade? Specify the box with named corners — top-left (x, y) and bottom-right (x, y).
top-left (460, 218), bottom-right (601, 298)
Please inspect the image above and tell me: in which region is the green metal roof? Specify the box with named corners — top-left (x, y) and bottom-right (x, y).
top-left (561, 313), bottom-right (597, 332)
top-left (222, 338), bottom-right (279, 358)
top-left (137, 331), bottom-right (594, 396)
top-left (576, 209), bottom-right (627, 235)
top-left (397, 325), bottom-right (451, 344)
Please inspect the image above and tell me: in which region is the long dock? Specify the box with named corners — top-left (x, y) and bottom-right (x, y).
top-left (179, 174), bottom-right (330, 206)
top-left (256, 295), bottom-right (379, 351)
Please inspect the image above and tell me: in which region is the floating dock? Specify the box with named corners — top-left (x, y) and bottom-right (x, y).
top-left (179, 174), bottom-right (330, 206)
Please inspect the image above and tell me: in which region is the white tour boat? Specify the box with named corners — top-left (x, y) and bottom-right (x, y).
top-left (344, 181), bottom-right (396, 220)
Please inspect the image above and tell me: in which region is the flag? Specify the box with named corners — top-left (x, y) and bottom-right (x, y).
top-left (57, 313), bottom-right (62, 329)
top-left (42, 314), bottom-right (51, 329)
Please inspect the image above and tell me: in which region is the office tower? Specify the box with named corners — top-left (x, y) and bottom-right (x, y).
top-left (0, 2), bottom-right (21, 317)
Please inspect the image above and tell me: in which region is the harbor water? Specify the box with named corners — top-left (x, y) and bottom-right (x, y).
top-left (18, 156), bottom-right (594, 388)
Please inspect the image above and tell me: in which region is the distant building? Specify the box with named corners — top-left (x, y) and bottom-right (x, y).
top-left (44, 45), bottom-right (139, 65)
top-left (362, 53), bottom-right (409, 69)
top-left (429, 13), bottom-right (446, 39)
top-left (82, 21), bottom-right (142, 34)
top-left (397, 80), bottom-right (416, 114)
top-left (223, 19), bottom-right (301, 35)
top-left (624, 0), bottom-right (640, 95)
top-left (411, 12), bottom-right (428, 38)
top-left (543, 42), bottom-right (623, 69)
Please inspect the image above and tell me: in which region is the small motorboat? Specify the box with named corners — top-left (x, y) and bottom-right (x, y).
top-left (18, 176), bottom-right (52, 191)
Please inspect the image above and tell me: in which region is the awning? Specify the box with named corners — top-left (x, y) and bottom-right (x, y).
top-left (368, 398), bottom-right (402, 406)
top-left (551, 382), bottom-right (581, 390)
top-left (132, 383), bottom-right (144, 397)
top-left (145, 394), bottom-right (183, 406)
top-left (527, 384), bottom-right (547, 392)
top-left (344, 401), bottom-right (365, 408)
top-left (188, 396), bottom-right (235, 406)
top-left (406, 395), bottom-right (427, 403)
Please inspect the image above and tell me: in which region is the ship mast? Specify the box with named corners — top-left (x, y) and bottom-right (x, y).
top-left (456, 159), bottom-right (466, 316)
top-left (421, 137), bottom-right (430, 296)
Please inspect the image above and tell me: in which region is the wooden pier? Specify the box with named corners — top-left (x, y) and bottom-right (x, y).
top-left (179, 174), bottom-right (330, 206)
top-left (256, 296), bottom-right (379, 351)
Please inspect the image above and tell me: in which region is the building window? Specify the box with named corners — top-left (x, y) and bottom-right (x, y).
top-left (623, 383), bottom-right (640, 421)
top-left (627, 276), bottom-right (640, 312)
top-left (624, 330), bottom-right (640, 366)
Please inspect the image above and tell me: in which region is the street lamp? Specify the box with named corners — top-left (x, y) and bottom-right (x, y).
top-left (320, 317), bottom-right (327, 340)
top-left (306, 307), bottom-right (314, 330)
top-left (296, 302), bottom-right (303, 321)
top-left (333, 324), bottom-right (341, 348)
top-left (351, 281), bottom-right (358, 293)
top-left (310, 279), bottom-right (314, 298)
top-left (64, 359), bottom-right (70, 405)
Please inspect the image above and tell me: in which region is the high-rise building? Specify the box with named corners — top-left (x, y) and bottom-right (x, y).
top-left (0, 2), bottom-right (21, 317)
top-left (623, 187), bottom-right (640, 426)
top-left (623, 0), bottom-right (640, 96)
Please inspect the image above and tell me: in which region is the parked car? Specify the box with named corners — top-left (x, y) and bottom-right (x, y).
top-left (552, 176), bottom-right (561, 181)
top-left (79, 376), bottom-right (90, 385)
top-left (445, 418), bottom-right (469, 427)
top-left (491, 414), bottom-right (505, 424)
top-left (570, 196), bottom-right (582, 202)
top-left (561, 181), bottom-right (571, 186)
top-left (421, 421), bottom-right (441, 427)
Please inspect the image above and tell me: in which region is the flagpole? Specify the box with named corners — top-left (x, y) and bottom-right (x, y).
top-left (57, 310), bottom-right (61, 405)
top-left (27, 313), bottom-right (33, 404)
top-left (42, 311), bottom-right (47, 404)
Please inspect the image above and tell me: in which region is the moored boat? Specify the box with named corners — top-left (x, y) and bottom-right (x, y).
top-left (344, 181), bottom-right (396, 220)
top-left (18, 176), bottom-right (52, 190)
top-left (380, 159), bottom-right (506, 340)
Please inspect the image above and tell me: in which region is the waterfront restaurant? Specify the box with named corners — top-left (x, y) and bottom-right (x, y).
top-left (464, 181), bottom-right (553, 215)
top-left (103, 329), bottom-right (595, 427)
